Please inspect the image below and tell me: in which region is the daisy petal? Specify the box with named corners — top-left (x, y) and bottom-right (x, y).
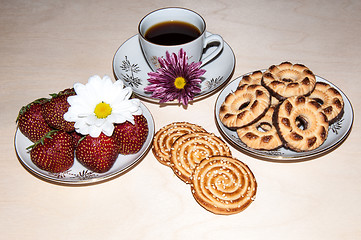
top-left (64, 75), bottom-right (142, 137)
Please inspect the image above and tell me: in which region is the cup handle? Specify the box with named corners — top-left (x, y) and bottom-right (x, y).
top-left (200, 34), bottom-right (224, 68)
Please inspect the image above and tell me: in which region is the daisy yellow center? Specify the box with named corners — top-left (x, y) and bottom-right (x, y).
top-left (174, 77), bottom-right (186, 89)
top-left (94, 101), bottom-right (112, 119)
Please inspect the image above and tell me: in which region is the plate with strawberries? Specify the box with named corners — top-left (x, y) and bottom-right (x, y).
top-left (15, 85), bottom-right (155, 185)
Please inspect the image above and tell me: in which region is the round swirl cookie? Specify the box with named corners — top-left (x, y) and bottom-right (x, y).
top-left (152, 122), bottom-right (207, 166)
top-left (237, 106), bottom-right (283, 150)
top-left (262, 62), bottom-right (316, 100)
top-left (308, 82), bottom-right (344, 124)
top-left (273, 95), bottom-right (329, 152)
top-left (219, 84), bottom-right (271, 129)
top-left (190, 156), bottom-right (257, 215)
top-left (169, 132), bottom-right (232, 183)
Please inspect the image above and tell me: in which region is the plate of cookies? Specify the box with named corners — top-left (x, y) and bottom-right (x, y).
top-left (215, 62), bottom-right (354, 161)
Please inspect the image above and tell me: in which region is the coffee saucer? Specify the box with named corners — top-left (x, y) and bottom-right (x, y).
top-left (113, 32), bottom-right (235, 103)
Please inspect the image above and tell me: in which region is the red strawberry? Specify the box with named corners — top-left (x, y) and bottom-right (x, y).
top-left (69, 131), bottom-right (84, 148)
top-left (76, 133), bottom-right (119, 173)
top-left (112, 114), bottom-right (148, 155)
top-left (41, 88), bottom-right (75, 132)
top-left (29, 130), bottom-right (75, 173)
top-left (17, 98), bottom-right (52, 142)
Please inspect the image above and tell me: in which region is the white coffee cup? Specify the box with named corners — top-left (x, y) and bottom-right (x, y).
top-left (138, 7), bottom-right (224, 71)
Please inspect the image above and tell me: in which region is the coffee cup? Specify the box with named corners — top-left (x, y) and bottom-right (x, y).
top-left (138, 7), bottom-right (224, 71)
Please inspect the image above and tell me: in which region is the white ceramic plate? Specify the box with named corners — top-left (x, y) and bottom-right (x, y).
top-left (113, 32), bottom-right (235, 103)
top-left (14, 103), bottom-right (155, 185)
top-left (215, 73), bottom-right (354, 161)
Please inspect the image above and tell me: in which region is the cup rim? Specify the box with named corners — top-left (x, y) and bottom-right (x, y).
top-left (138, 7), bottom-right (207, 47)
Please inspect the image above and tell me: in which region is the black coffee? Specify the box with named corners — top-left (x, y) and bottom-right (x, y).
top-left (144, 21), bottom-right (201, 45)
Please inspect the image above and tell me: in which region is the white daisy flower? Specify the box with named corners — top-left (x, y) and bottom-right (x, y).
top-left (64, 75), bottom-right (142, 138)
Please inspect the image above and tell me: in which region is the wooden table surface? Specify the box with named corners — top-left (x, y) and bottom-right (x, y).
top-left (1, 0), bottom-right (360, 239)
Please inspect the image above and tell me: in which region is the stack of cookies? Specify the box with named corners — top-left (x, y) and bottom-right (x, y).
top-left (219, 62), bottom-right (344, 152)
top-left (152, 122), bottom-right (257, 215)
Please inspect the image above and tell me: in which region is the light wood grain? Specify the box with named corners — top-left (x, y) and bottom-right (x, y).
top-left (1, 0), bottom-right (360, 239)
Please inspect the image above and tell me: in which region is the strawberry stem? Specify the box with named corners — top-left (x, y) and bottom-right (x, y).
top-left (26, 129), bottom-right (59, 150)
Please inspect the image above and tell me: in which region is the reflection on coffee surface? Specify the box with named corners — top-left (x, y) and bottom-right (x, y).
top-left (144, 21), bottom-right (201, 45)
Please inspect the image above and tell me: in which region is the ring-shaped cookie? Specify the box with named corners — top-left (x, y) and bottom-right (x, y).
top-left (308, 82), bottom-right (344, 124)
top-left (238, 70), bottom-right (263, 86)
top-left (274, 96), bottom-right (329, 152)
top-left (237, 106), bottom-right (283, 150)
top-left (219, 84), bottom-right (271, 129)
top-left (190, 156), bottom-right (257, 215)
top-left (170, 132), bottom-right (232, 183)
top-left (262, 62), bottom-right (316, 100)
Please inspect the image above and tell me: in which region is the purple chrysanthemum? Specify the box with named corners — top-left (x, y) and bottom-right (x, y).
top-left (144, 49), bottom-right (206, 106)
